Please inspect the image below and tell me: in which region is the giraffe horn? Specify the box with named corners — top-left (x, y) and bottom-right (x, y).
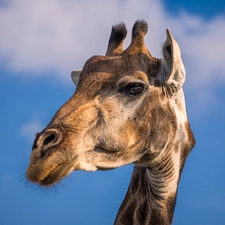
top-left (131, 20), bottom-right (148, 47)
top-left (124, 20), bottom-right (151, 57)
top-left (105, 22), bottom-right (127, 56)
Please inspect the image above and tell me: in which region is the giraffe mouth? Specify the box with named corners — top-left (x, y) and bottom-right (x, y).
top-left (38, 163), bottom-right (69, 186)
top-left (26, 151), bottom-right (77, 186)
top-left (96, 166), bottom-right (115, 171)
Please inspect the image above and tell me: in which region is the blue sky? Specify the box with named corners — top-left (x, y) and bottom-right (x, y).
top-left (1, 0), bottom-right (225, 224)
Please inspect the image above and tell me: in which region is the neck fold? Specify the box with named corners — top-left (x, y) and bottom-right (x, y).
top-left (114, 166), bottom-right (177, 225)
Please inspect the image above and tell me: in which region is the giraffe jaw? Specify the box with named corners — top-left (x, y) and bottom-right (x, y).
top-left (27, 142), bottom-right (149, 185)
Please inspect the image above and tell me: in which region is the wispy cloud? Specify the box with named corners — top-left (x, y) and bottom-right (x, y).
top-left (1, 0), bottom-right (225, 111)
top-left (20, 121), bottom-right (43, 142)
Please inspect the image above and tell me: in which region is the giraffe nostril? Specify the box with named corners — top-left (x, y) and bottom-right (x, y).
top-left (32, 129), bottom-right (61, 151)
top-left (43, 133), bottom-right (57, 146)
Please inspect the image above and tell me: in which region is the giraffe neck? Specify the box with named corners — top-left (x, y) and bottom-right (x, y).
top-left (114, 166), bottom-right (178, 225)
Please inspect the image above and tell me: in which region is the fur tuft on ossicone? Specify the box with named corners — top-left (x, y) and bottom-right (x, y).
top-left (106, 22), bottom-right (127, 56)
top-left (132, 20), bottom-right (148, 39)
top-left (110, 23), bottom-right (127, 44)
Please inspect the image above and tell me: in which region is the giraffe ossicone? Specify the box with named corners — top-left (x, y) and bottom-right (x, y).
top-left (26, 20), bottom-right (195, 225)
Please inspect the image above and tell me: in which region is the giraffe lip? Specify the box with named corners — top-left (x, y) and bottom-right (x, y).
top-left (30, 156), bottom-right (76, 186)
top-left (39, 163), bottom-right (66, 186)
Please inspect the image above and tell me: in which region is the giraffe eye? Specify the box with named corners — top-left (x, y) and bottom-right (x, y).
top-left (120, 82), bottom-right (145, 96)
top-left (128, 86), bottom-right (144, 95)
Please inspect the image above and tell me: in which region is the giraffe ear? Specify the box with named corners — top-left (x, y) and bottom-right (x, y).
top-left (159, 29), bottom-right (186, 97)
top-left (71, 70), bottom-right (82, 86)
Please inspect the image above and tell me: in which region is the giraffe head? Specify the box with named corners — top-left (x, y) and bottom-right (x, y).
top-left (26, 20), bottom-right (194, 186)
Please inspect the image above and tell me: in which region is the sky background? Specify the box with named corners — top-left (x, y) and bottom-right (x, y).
top-left (1, 0), bottom-right (225, 224)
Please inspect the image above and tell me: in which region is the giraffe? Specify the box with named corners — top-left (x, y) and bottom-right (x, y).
top-left (26, 20), bottom-right (195, 225)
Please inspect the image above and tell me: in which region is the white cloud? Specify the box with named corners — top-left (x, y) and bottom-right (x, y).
top-left (20, 121), bottom-right (43, 142)
top-left (1, 0), bottom-right (225, 111)
top-left (0, 0), bottom-right (166, 78)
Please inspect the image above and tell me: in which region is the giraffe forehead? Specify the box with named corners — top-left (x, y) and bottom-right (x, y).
top-left (82, 55), bottom-right (125, 76)
top-left (78, 53), bottom-right (160, 89)
top-left (75, 56), bottom-right (122, 90)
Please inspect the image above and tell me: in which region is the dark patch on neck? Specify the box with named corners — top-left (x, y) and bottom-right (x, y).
top-left (136, 200), bottom-right (151, 225)
top-left (149, 195), bottom-right (176, 225)
top-left (120, 200), bottom-right (137, 224)
top-left (150, 209), bottom-right (169, 225)
top-left (166, 195), bottom-right (177, 223)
